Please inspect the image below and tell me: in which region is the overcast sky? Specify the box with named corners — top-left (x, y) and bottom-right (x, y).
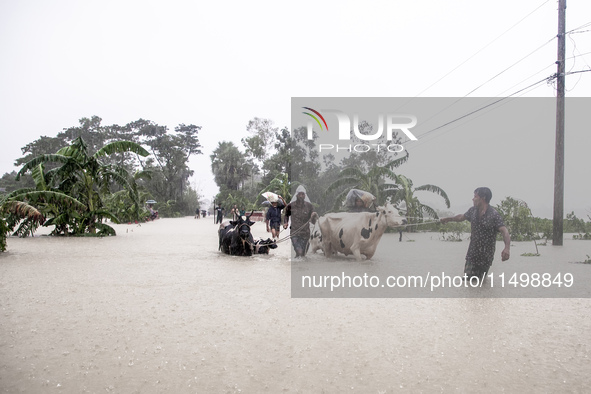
top-left (1, 0), bottom-right (590, 217)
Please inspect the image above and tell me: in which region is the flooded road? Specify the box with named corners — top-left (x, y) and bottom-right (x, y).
top-left (1, 217), bottom-right (590, 392)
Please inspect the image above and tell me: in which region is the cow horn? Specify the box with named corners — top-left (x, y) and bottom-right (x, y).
top-left (246, 210), bottom-right (254, 219)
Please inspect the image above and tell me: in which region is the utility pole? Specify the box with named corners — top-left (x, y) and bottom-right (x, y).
top-left (552, 0), bottom-right (566, 246)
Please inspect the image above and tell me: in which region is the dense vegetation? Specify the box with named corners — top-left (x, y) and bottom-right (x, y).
top-left (2, 115), bottom-right (589, 253)
top-left (1, 116), bottom-right (202, 250)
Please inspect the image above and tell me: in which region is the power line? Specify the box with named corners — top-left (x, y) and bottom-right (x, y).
top-left (401, 35), bottom-right (557, 136)
top-left (565, 69), bottom-right (591, 76)
top-left (462, 36), bottom-right (556, 97)
top-left (566, 21), bottom-right (591, 34)
top-left (494, 50), bottom-right (591, 97)
top-left (409, 75), bottom-right (554, 147)
top-left (412, 0), bottom-right (552, 98)
top-left (406, 67), bottom-right (589, 152)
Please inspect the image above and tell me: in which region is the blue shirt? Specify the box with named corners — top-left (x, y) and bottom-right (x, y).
top-left (266, 201), bottom-right (285, 224)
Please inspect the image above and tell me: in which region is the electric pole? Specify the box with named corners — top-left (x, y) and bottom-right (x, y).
top-left (552, 0), bottom-right (566, 246)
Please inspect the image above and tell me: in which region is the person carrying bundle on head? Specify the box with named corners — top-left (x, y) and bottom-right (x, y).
top-left (263, 192), bottom-right (286, 240)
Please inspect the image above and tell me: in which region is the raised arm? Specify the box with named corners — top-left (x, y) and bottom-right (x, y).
top-left (440, 213), bottom-right (466, 224)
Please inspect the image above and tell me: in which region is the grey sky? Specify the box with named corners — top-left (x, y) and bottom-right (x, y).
top-left (1, 0), bottom-right (590, 216)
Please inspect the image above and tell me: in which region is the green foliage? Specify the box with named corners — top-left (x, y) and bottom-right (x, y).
top-left (242, 117), bottom-right (278, 175)
top-left (103, 189), bottom-right (151, 223)
top-left (12, 136), bottom-right (148, 236)
top-left (0, 171), bottom-right (34, 193)
top-left (139, 123), bottom-right (202, 213)
top-left (259, 173), bottom-right (295, 205)
top-left (211, 141), bottom-right (250, 192)
top-left (565, 212), bottom-right (591, 240)
top-left (154, 200), bottom-right (181, 218)
top-left (439, 221), bottom-right (470, 242)
top-left (224, 192), bottom-right (254, 212)
top-left (271, 127), bottom-right (320, 203)
top-left (390, 175), bottom-right (450, 231)
top-left (325, 154), bottom-right (409, 210)
top-left (495, 197), bottom-right (538, 241)
top-left (12, 116), bottom-right (203, 219)
top-left (0, 217), bottom-right (8, 252)
top-left (0, 197), bottom-right (46, 252)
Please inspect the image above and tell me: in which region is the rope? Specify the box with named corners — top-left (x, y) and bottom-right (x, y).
top-left (274, 219), bottom-right (312, 244)
top-left (269, 216), bottom-right (441, 245)
top-left (395, 220), bottom-right (442, 229)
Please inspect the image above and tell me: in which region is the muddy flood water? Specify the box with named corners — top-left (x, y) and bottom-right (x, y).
top-left (1, 217), bottom-right (590, 393)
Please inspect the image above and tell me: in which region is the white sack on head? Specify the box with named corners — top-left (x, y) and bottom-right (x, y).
top-left (261, 192), bottom-right (279, 202)
top-left (345, 189), bottom-right (376, 208)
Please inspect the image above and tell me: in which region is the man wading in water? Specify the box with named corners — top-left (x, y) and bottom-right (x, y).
top-left (284, 186), bottom-right (317, 258)
top-left (266, 196), bottom-right (286, 240)
top-left (440, 187), bottom-right (511, 282)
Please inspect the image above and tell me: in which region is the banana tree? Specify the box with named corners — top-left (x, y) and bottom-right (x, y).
top-left (15, 137), bottom-right (149, 235)
top-left (325, 154), bottom-right (409, 211)
top-left (258, 173), bottom-right (297, 204)
top-left (391, 174), bottom-right (450, 231)
top-left (0, 189), bottom-right (85, 251)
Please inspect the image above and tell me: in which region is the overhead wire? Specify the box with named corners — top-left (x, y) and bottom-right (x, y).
top-left (377, 4), bottom-right (587, 154)
top-left (411, 0), bottom-right (552, 98)
top-left (407, 75), bottom-right (553, 150)
top-left (407, 33), bottom-right (557, 137)
top-left (397, 14), bottom-right (591, 151)
top-left (405, 65), bottom-right (591, 153)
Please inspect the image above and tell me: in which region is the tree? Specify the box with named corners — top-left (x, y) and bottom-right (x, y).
top-left (243, 118), bottom-right (278, 165)
top-left (260, 126), bottom-right (322, 208)
top-left (325, 154), bottom-right (410, 211)
top-left (15, 136), bottom-right (149, 235)
top-left (0, 171), bottom-right (34, 193)
top-left (258, 173), bottom-right (297, 204)
top-left (391, 175), bottom-right (450, 230)
top-left (138, 123), bottom-right (202, 214)
top-left (495, 197), bottom-right (538, 241)
top-left (210, 141), bottom-right (248, 192)
top-left (14, 117), bottom-right (204, 217)
top-left (0, 190), bottom-right (83, 251)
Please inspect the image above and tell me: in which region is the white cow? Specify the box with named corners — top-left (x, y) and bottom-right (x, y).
top-left (313, 202), bottom-right (405, 261)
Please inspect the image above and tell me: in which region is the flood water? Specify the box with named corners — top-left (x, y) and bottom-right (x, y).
top-left (1, 217), bottom-right (590, 393)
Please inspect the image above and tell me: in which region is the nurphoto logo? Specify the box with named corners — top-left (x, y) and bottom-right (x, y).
top-left (302, 107), bottom-right (419, 153)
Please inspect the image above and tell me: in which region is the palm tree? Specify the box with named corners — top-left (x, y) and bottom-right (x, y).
top-left (391, 174), bottom-right (450, 230)
top-left (325, 154), bottom-right (409, 211)
top-left (210, 141), bottom-right (248, 191)
top-left (14, 136), bottom-right (149, 235)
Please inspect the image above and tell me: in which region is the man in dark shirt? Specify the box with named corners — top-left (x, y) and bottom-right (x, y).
top-left (215, 205), bottom-right (225, 224)
top-left (266, 196), bottom-right (286, 240)
top-left (440, 187), bottom-right (511, 279)
top-left (284, 188), bottom-right (317, 258)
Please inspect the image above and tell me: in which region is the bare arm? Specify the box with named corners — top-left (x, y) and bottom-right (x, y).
top-left (498, 225), bottom-right (511, 261)
top-left (440, 213), bottom-right (466, 224)
top-left (283, 205), bottom-right (291, 228)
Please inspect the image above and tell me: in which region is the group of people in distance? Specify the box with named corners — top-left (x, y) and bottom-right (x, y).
top-left (194, 208), bottom-right (207, 219)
